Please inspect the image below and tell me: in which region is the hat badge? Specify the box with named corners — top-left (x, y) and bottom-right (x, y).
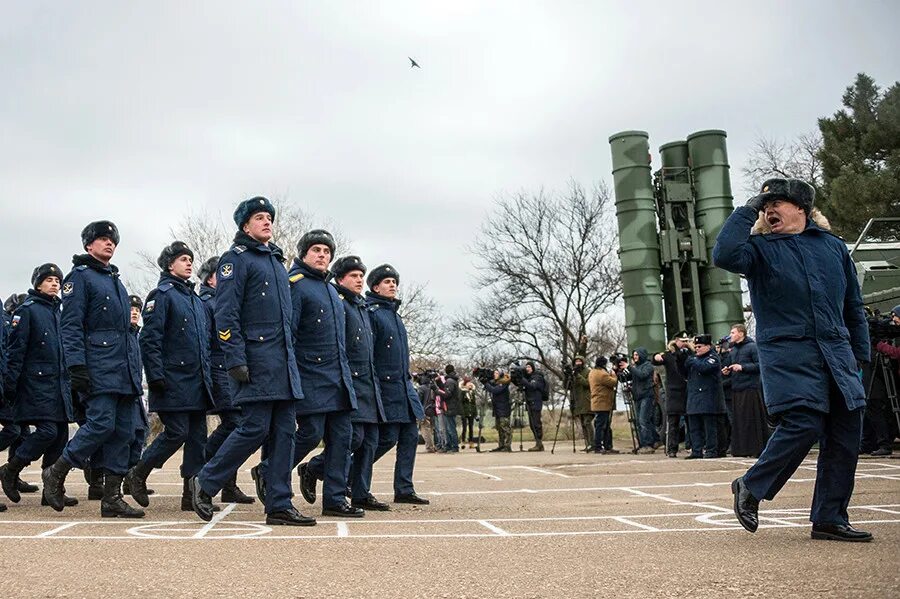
top-left (763, 185), bottom-right (769, 192)
top-left (259, 199), bottom-right (265, 204)
top-left (108, 225), bottom-right (113, 231)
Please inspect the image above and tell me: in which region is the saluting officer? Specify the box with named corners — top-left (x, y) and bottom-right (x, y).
top-left (197, 256), bottom-right (254, 504)
top-left (124, 242), bottom-right (213, 509)
top-left (190, 197), bottom-right (312, 526)
top-left (306, 255), bottom-right (390, 512)
top-left (367, 265), bottom-right (429, 505)
top-left (43, 221), bottom-right (144, 518)
top-left (0, 265), bottom-right (75, 507)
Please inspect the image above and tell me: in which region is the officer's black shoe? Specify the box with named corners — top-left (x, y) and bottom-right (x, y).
top-left (250, 465), bottom-right (266, 503)
top-left (684, 453), bottom-right (703, 460)
top-left (42, 458), bottom-right (73, 512)
top-left (0, 456), bottom-right (28, 503)
top-left (394, 492), bottom-right (430, 505)
top-left (181, 478), bottom-right (220, 512)
top-left (86, 467), bottom-right (104, 500)
top-left (266, 507), bottom-right (317, 527)
top-left (322, 502), bottom-right (365, 518)
top-left (16, 477), bottom-right (39, 494)
top-left (221, 473), bottom-right (255, 504)
top-left (100, 475), bottom-right (145, 519)
top-left (189, 476), bottom-right (215, 522)
top-left (123, 461), bottom-right (152, 507)
top-left (351, 495), bottom-right (391, 511)
top-left (870, 447), bottom-right (892, 457)
top-left (731, 477), bottom-right (759, 533)
top-left (298, 463), bottom-right (317, 505)
top-left (811, 523), bottom-right (873, 542)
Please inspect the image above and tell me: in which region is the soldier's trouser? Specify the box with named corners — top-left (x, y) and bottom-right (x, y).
top-left (419, 417), bottom-right (435, 451)
top-left (289, 410), bottom-right (353, 508)
top-left (496, 417), bottom-right (511, 449)
top-left (527, 406), bottom-right (543, 441)
top-left (64, 394), bottom-right (134, 475)
top-left (665, 413), bottom-right (683, 455)
top-left (579, 414), bottom-right (595, 448)
top-left (592, 411), bottom-right (610, 451)
top-left (373, 422), bottom-right (418, 496)
top-left (0, 422), bottom-right (28, 461)
top-left (199, 400), bottom-right (295, 514)
top-left (129, 400), bottom-right (147, 468)
top-left (15, 421), bottom-right (68, 468)
top-left (309, 421), bottom-right (379, 502)
top-left (205, 410), bottom-right (240, 461)
top-left (687, 414), bottom-right (718, 457)
top-left (140, 410), bottom-right (208, 478)
top-left (743, 376), bottom-right (862, 526)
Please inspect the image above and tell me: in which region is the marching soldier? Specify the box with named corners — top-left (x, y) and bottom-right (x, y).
top-left (43, 221), bottom-right (144, 518)
top-left (367, 265), bottom-right (429, 505)
top-left (124, 242), bottom-right (213, 510)
top-left (197, 256), bottom-right (254, 503)
top-left (190, 197), bottom-right (312, 526)
top-left (306, 255), bottom-right (390, 511)
top-left (0, 265), bottom-right (75, 507)
top-left (120, 294), bottom-right (155, 498)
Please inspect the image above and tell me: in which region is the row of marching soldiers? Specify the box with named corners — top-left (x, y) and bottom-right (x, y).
top-left (0, 196), bottom-right (429, 524)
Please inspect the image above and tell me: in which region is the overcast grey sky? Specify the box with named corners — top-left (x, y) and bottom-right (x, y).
top-left (2, 1), bottom-right (898, 311)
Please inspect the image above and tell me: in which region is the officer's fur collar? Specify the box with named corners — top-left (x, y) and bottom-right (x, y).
top-left (751, 208), bottom-right (831, 235)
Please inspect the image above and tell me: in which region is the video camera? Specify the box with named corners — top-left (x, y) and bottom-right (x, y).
top-left (415, 369), bottom-right (440, 385)
top-left (509, 362), bottom-right (526, 387)
top-left (868, 313), bottom-right (900, 342)
top-left (472, 367), bottom-right (494, 384)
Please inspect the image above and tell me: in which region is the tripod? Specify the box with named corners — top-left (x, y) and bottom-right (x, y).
top-left (868, 352), bottom-right (900, 432)
top-left (512, 396), bottom-right (526, 452)
top-left (475, 389), bottom-right (489, 453)
top-left (621, 387), bottom-right (640, 454)
top-left (551, 377), bottom-right (577, 454)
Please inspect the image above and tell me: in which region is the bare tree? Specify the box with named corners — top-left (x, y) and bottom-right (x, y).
top-left (741, 130), bottom-right (824, 195)
top-left (453, 181), bottom-right (622, 382)
top-left (399, 280), bottom-right (453, 364)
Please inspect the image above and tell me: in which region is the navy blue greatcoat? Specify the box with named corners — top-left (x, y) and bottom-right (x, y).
top-left (3, 290), bottom-right (73, 423)
top-left (199, 283), bottom-right (237, 413)
top-left (139, 274), bottom-right (213, 413)
top-left (684, 350), bottom-right (725, 415)
top-left (214, 235), bottom-right (303, 404)
top-left (366, 292), bottom-right (423, 423)
top-left (287, 261), bottom-right (356, 415)
top-left (335, 283), bottom-right (384, 423)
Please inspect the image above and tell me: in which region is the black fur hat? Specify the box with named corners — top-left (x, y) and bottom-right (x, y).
top-left (366, 264), bottom-right (399, 289)
top-left (31, 263), bottom-right (62, 289)
top-left (197, 256), bottom-right (219, 284)
top-left (755, 178), bottom-right (815, 213)
top-left (297, 229), bottom-right (335, 259)
top-left (129, 294), bottom-right (144, 310)
top-left (332, 255), bottom-right (366, 280)
top-left (694, 333), bottom-right (713, 346)
top-left (157, 241), bottom-right (194, 271)
top-left (233, 196), bottom-right (276, 228)
top-left (81, 220), bottom-right (120, 248)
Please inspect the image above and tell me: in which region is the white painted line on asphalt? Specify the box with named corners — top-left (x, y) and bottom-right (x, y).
top-left (36, 522), bottom-right (81, 537)
top-left (517, 466), bottom-right (572, 478)
top-left (477, 520), bottom-right (510, 536)
top-left (620, 487), bottom-right (732, 514)
top-left (192, 503), bottom-right (236, 538)
top-left (612, 517), bottom-right (660, 532)
top-left (336, 522), bottom-right (349, 537)
top-left (858, 506), bottom-right (900, 515)
top-left (455, 467), bottom-right (502, 481)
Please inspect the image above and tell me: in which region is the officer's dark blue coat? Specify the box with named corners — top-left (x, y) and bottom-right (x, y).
top-left (131, 324), bottom-right (149, 429)
top-left (288, 261), bottom-right (356, 416)
top-left (335, 283), bottom-right (384, 423)
top-left (199, 283), bottom-right (237, 413)
top-left (484, 375), bottom-right (512, 418)
top-left (713, 205), bottom-right (869, 415)
top-left (366, 292), bottom-right (424, 423)
top-left (214, 234), bottom-right (303, 404)
top-left (0, 312), bottom-right (8, 416)
top-left (139, 274), bottom-right (213, 413)
top-left (684, 351), bottom-right (725, 415)
top-left (60, 255), bottom-right (142, 397)
top-left (727, 337), bottom-right (761, 392)
top-left (3, 290), bottom-right (73, 423)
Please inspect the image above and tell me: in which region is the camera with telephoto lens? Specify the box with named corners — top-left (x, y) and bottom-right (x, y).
top-left (472, 367), bottom-right (494, 384)
top-left (509, 362), bottom-right (526, 388)
top-left (867, 312), bottom-right (900, 342)
top-left (415, 369), bottom-right (439, 385)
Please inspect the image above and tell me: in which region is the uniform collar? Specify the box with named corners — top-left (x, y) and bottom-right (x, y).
top-left (72, 253), bottom-right (118, 274)
top-left (233, 231), bottom-right (285, 260)
top-left (158, 272), bottom-right (195, 293)
top-left (365, 291), bottom-right (401, 310)
top-left (333, 283), bottom-right (363, 304)
top-left (199, 283), bottom-right (216, 297)
top-left (26, 288), bottom-right (60, 308)
top-left (290, 258), bottom-right (331, 281)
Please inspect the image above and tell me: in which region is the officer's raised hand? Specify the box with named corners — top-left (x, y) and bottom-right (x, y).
top-left (228, 365), bottom-right (250, 383)
top-left (69, 364), bottom-right (91, 394)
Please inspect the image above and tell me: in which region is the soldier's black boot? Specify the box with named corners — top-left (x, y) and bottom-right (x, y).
top-left (181, 478), bottom-right (220, 512)
top-left (221, 472), bottom-right (255, 504)
top-left (41, 457), bottom-right (73, 512)
top-left (123, 460), bottom-right (152, 507)
top-left (100, 474), bottom-right (145, 518)
top-left (87, 468), bottom-right (104, 500)
top-left (16, 477), bottom-right (39, 494)
top-left (0, 456), bottom-right (28, 503)
top-left (41, 485), bottom-right (79, 507)
top-left (189, 476), bottom-right (215, 522)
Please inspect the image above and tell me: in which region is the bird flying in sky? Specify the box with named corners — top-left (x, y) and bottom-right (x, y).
top-left (409, 57), bottom-right (421, 68)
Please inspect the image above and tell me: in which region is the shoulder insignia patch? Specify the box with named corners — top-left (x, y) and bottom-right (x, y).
top-left (75, 265), bottom-right (88, 271)
top-left (338, 293), bottom-right (344, 300)
top-left (220, 263), bottom-right (234, 279)
top-left (707, 357), bottom-right (716, 364)
top-left (234, 245), bottom-right (246, 254)
top-left (218, 329), bottom-right (231, 341)
top-left (144, 299), bottom-right (156, 313)
top-left (22, 299), bottom-right (35, 307)
top-left (62, 282), bottom-right (75, 296)
top-left (289, 273), bottom-right (304, 283)
top-left (158, 283), bottom-right (174, 293)
top-left (11, 315), bottom-right (21, 327)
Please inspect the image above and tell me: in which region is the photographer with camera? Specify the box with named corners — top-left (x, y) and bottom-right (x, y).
top-left (416, 373), bottom-right (437, 453)
top-left (570, 356), bottom-right (593, 452)
top-left (482, 369), bottom-right (512, 452)
top-left (519, 362), bottom-right (547, 452)
top-left (589, 357), bottom-right (618, 454)
top-left (442, 365), bottom-right (461, 453)
top-left (863, 305), bottom-right (900, 456)
top-left (652, 331), bottom-right (693, 457)
top-left (630, 348), bottom-right (659, 453)
top-left (459, 376), bottom-right (477, 448)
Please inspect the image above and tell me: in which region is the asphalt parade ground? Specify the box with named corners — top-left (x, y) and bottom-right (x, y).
top-left (1, 448), bottom-right (898, 598)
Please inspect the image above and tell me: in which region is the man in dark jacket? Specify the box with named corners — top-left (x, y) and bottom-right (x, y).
top-left (715, 178), bottom-right (872, 542)
top-left (484, 370), bottom-right (512, 452)
top-left (683, 335), bottom-right (723, 459)
top-left (0, 265), bottom-right (74, 506)
top-left (125, 242), bottom-right (213, 510)
top-left (723, 324), bottom-right (768, 457)
top-left (441, 365), bottom-right (461, 452)
top-left (652, 332), bottom-right (692, 457)
top-left (521, 362), bottom-right (546, 451)
top-left (190, 197), bottom-right (311, 527)
top-left (367, 265), bottom-right (429, 505)
top-left (630, 348), bottom-right (658, 453)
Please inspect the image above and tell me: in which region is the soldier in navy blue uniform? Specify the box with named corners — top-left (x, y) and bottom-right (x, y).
top-left (197, 256), bottom-right (254, 504)
top-left (682, 334), bottom-right (723, 459)
top-left (190, 197), bottom-right (313, 526)
top-left (123, 242), bottom-right (213, 510)
top-left (259, 230), bottom-right (361, 517)
top-left (305, 255), bottom-right (390, 512)
top-left (0, 265), bottom-right (76, 507)
top-left (367, 265), bottom-right (429, 505)
top-left (43, 221), bottom-right (145, 518)
top-left (715, 178), bottom-right (872, 542)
